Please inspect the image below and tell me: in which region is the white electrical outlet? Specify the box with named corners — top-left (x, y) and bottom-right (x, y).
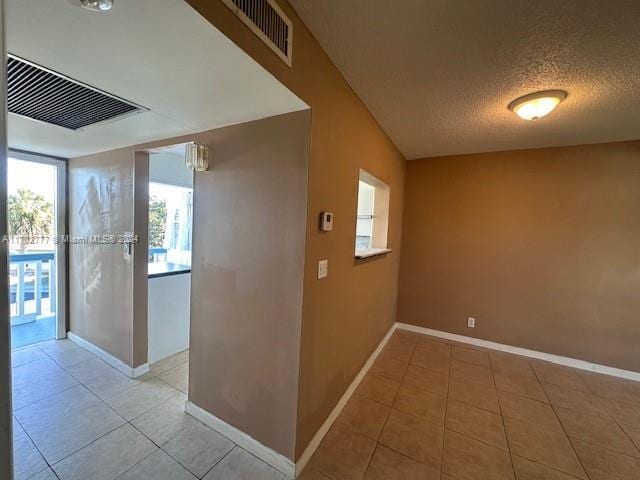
top-left (318, 259), bottom-right (328, 279)
top-left (467, 317), bottom-right (476, 328)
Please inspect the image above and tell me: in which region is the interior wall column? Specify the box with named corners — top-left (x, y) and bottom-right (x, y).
top-left (0, 0), bottom-right (15, 477)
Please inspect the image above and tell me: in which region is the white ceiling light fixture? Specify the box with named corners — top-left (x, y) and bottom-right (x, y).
top-left (509, 90), bottom-right (567, 121)
top-left (185, 142), bottom-right (210, 172)
top-left (67, 0), bottom-right (113, 12)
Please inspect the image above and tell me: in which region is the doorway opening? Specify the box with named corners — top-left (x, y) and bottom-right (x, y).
top-left (147, 146), bottom-right (193, 373)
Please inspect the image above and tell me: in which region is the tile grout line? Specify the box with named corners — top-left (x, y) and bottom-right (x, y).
top-left (14, 346), bottom-right (129, 475)
top-left (529, 359), bottom-right (593, 480)
top-left (311, 331), bottom-right (640, 479)
top-left (109, 444), bottom-right (160, 480)
top-left (359, 332), bottom-right (417, 479)
top-left (439, 340), bottom-right (453, 477)
top-left (12, 343), bottom-right (82, 411)
top-left (129, 357), bottom-right (274, 479)
top-left (617, 422), bottom-right (640, 457)
top-left (376, 332), bottom-right (640, 479)
top-left (127, 402), bottom-right (236, 480)
top-left (14, 345), bottom-right (102, 472)
top-left (489, 352), bottom-right (518, 480)
top-left (489, 351), bottom-right (634, 479)
top-left (12, 413), bottom-right (53, 477)
top-left (580, 379), bottom-right (640, 458)
top-left (48, 370), bottom-right (134, 466)
top-left (47, 386), bottom-right (185, 474)
top-left (362, 336), bottom-right (415, 478)
top-left (49, 422), bottom-right (125, 470)
top-left (376, 336), bottom-right (530, 473)
top-left (15, 340), bottom-right (189, 476)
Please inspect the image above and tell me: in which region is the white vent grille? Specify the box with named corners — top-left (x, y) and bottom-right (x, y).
top-left (7, 54), bottom-right (146, 131)
top-left (223, 0), bottom-right (293, 66)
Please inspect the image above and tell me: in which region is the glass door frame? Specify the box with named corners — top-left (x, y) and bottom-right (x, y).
top-left (8, 149), bottom-right (67, 340)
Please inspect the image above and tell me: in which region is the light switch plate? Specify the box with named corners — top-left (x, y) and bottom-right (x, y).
top-left (318, 259), bottom-right (328, 279)
top-left (467, 316), bottom-right (476, 328)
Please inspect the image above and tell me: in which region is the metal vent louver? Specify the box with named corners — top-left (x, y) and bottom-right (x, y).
top-left (223, 0), bottom-right (293, 66)
top-left (7, 54), bottom-right (146, 131)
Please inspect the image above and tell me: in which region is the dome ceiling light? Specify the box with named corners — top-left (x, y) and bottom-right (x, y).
top-left (508, 90), bottom-right (567, 121)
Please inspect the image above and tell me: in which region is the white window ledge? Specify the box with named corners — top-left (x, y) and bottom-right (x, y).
top-left (355, 248), bottom-right (392, 259)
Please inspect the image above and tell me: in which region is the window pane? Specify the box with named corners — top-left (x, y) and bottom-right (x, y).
top-left (149, 182), bottom-right (193, 266)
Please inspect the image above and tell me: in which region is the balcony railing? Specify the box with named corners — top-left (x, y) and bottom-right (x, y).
top-left (9, 249), bottom-right (173, 326)
top-left (149, 247), bottom-right (167, 263)
top-left (9, 252), bottom-right (56, 326)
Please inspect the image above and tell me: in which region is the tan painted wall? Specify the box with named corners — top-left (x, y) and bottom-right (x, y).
top-left (187, 111), bottom-right (310, 459)
top-left (184, 1), bottom-right (406, 457)
top-left (398, 141), bottom-right (640, 372)
top-left (68, 148), bottom-right (148, 368)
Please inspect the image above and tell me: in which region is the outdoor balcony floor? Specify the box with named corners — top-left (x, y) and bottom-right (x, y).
top-left (11, 317), bottom-right (56, 350)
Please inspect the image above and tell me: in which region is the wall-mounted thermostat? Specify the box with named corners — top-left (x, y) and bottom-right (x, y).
top-left (320, 212), bottom-right (334, 232)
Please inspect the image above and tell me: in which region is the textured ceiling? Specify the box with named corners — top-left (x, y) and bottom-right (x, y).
top-left (289, 0), bottom-right (640, 159)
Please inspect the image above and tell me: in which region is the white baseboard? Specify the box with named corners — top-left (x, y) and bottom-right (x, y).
top-left (396, 323), bottom-right (640, 383)
top-left (292, 321), bottom-right (640, 477)
top-left (131, 363), bottom-right (151, 378)
top-left (67, 332), bottom-right (150, 379)
top-left (185, 401), bottom-right (295, 478)
top-left (294, 323), bottom-right (397, 477)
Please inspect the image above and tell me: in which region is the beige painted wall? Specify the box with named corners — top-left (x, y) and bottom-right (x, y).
top-left (67, 111), bottom-right (310, 459)
top-left (132, 152), bottom-right (149, 367)
top-left (68, 148), bottom-right (149, 368)
top-left (184, 1), bottom-right (406, 457)
top-left (187, 111), bottom-right (310, 460)
top-left (398, 141), bottom-right (640, 372)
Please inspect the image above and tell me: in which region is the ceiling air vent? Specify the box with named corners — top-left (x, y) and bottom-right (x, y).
top-left (223, 0), bottom-right (293, 66)
top-left (7, 54), bottom-right (146, 131)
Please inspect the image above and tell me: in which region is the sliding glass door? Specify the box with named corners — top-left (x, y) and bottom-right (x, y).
top-left (7, 151), bottom-right (65, 348)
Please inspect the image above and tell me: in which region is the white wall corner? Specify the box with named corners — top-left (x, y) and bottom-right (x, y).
top-left (67, 331), bottom-right (149, 379)
top-left (185, 401), bottom-right (295, 478)
top-left (294, 323), bottom-right (397, 477)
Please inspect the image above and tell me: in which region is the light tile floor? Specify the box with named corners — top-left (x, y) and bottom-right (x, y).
top-left (11, 340), bottom-right (286, 480)
top-left (301, 329), bottom-right (640, 480)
